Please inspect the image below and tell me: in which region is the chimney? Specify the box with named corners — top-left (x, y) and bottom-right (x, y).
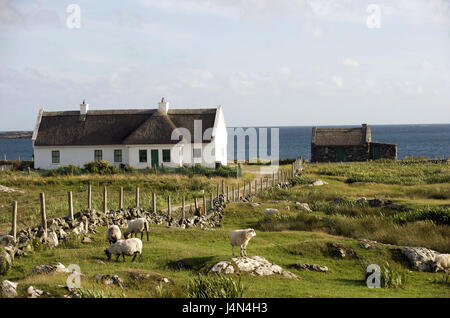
top-left (158, 97), bottom-right (169, 114)
top-left (80, 99), bottom-right (89, 115)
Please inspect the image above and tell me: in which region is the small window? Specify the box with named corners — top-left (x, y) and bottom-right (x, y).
top-left (193, 148), bottom-right (202, 158)
top-left (114, 150), bottom-right (122, 163)
top-left (52, 151), bottom-right (60, 164)
top-left (94, 150), bottom-right (103, 162)
top-left (139, 150), bottom-right (147, 163)
top-left (324, 147), bottom-right (328, 154)
top-left (162, 149), bottom-right (171, 163)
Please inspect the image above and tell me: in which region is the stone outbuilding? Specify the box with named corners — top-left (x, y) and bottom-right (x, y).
top-left (311, 124), bottom-right (397, 162)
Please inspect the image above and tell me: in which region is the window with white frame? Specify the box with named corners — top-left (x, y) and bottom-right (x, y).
top-left (114, 150), bottom-right (122, 163)
top-left (94, 150), bottom-right (103, 162)
top-left (162, 149), bottom-right (171, 163)
top-left (193, 148), bottom-right (202, 158)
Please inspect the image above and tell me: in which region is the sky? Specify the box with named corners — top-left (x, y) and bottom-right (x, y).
top-left (0, 0), bottom-right (449, 130)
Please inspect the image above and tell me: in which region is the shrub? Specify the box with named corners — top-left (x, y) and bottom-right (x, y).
top-left (186, 274), bottom-right (245, 298)
top-left (291, 176), bottom-right (315, 185)
top-left (47, 165), bottom-right (83, 176)
top-left (380, 262), bottom-right (407, 288)
top-left (393, 207), bottom-right (450, 226)
top-left (84, 161), bottom-right (119, 175)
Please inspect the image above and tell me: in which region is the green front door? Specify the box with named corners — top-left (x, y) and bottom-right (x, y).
top-left (373, 146), bottom-right (381, 160)
top-left (337, 147), bottom-right (344, 162)
top-left (151, 150), bottom-right (159, 167)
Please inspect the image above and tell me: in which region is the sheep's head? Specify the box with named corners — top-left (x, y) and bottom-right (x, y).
top-left (105, 248), bottom-right (111, 260)
top-left (123, 232), bottom-right (129, 239)
top-left (246, 229), bottom-right (256, 239)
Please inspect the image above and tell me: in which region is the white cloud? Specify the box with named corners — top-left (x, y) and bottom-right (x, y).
top-left (343, 58), bottom-right (359, 68)
top-left (331, 75), bottom-right (344, 88)
top-left (422, 60), bottom-right (433, 70)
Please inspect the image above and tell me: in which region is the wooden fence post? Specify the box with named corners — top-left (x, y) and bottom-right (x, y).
top-left (237, 183), bottom-right (240, 200)
top-left (167, 195), bottom-right (171, 217)
top-left (203, 194), bottom-right (206, 213)
top-left (260, 177), bottom-right (263, 192)
top-left (217, 184), bottom-right (220, 198)
top-left (153, 193), bottom-right (157, 214)
top-left (182, 196), bottom-right (186, 220)
top-left (222, 180), bottom-right (225, 195)
top-left (210, 192), bottom-right (214, 209)
top-left (119, 187), bottom-right (123, 210)
top-left (194, 197), bottom-right (198, 211)
top-left (226, 186), bottom-right (229, 201)
top-left (272, 172), bottom-right (275, 187)
top-left (136, 186), bottom-right (140, 208)
top-left (103, 186), bottom-right (108, 213)
top-left (12, 201), bottom-right (17, 241)
top-left (232, 185), bottom-right (235, 202)
top-left (249, 182), bottom-right (252, 196)
top-left (243, 182), bottom-right (246, 197)
top-left (88, 183), bottom-right (92, 210)
top-left (40, 193), bottom-right (47, 242)
top-left (68, 191), bottom-right (74, 220)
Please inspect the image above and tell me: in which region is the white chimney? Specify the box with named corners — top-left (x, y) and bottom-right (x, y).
top-left (158, 97), bottom-right (169, 114)
top-left (80, 99), bottom-right (89, 115)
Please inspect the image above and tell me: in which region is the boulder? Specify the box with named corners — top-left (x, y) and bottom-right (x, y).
top-left (0, 280), bottom-right (17, 298)
top-left (326, 243), bottom-right (357, 259)
top-left (295, 202), bottom-right (312, 212)
top-left (0, 235), bottom-right (15, 247)
top-left (291, 263), bottom-right (328, 273)
top-left (27, 286), bottom-right (44, 298)
top-left (94, 274), bottom-right (123, 287)
top-left (359, 239), bottom-right (378, 250)
top-left (264, 208), bottom-right (279, 215)
top-left (82, 236), bottom-right (92, 244)
top-left (368, 198), bottom-right (384, 207)
top-left (250, 203), bottom-right (260, 207)
top-left (210, 261), bottom-right (235, 275)
top-left (209, 256), bottom-right (297, 279)
top-left (309, 179), bottom-right (328, 187)
top-left (47, 231), bottom-right (59, 248)
top-left (400, 247), bottom-right (439, 272)
top-left (356, 197), bottom-right (367, 203)
top-left (0, 247), bottom-right (12, 275)
top-left (30, 262), bottom-right (69, 275)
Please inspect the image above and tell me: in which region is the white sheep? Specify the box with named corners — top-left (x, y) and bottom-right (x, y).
top-left (230, 229), bottom-right (256, 257)
top-left (106, 225), bottom-right (121, 244)
top-left (124, 218), bottom-right (149, 241)
top-left (105, 238), bottom-right (143, 262)
top-left (434, 254), bottom-right (450, 272)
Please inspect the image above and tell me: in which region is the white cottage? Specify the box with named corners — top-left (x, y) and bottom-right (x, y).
top-left (32, 98), bottom-right (227, 170)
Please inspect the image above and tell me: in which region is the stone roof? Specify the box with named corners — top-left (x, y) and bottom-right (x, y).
top-left (311, 125), bottom-right (372, 146)
top-left (34, 108), bottom-right (217, 146)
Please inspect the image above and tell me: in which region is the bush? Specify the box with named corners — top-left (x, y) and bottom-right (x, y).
top-left (84, 161), bottom-right (119, 175)
top-left (393, 207), bottom-right (450, 226)
top-left (186, 274), bottom-right (245, 298)
top-left (47, 165), bottom-right (83, 176)
top-left (380, 262), bottom-right (407, 288)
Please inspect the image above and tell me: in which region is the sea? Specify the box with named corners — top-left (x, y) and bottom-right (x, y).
top-left (1, 124), bottom-right (450, 162)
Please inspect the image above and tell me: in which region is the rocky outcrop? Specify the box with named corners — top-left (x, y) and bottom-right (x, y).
top-left (0, 280), bottom-right (18, 298)
top-left (210, 256), bottom-right (298, 279)
top-left (0, 247), bottom-right (12, 275)
top-left (400, 247), bottom-right (440, 272)
top-left (295, 202), bottom-right (312, 212)
top-left (326, 243), bottom-right (357, 259)
top-left (290, 263), bottom-right (329, 273)
top-left (27, 286), bottom-right (44, 298)
top-left (94, 274), bottom-right (123, 287)
top-left (264, 208), bottom-right (279, 215)
top-left (308, 180), bottom-right (328, 187)
top-left (30, 262), bottom-right (70, 275)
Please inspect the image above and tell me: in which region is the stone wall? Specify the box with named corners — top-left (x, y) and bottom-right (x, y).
top-left (311, 144), bottom-right (369, 162)
top-left (369, 142), bottom-right (397, 160)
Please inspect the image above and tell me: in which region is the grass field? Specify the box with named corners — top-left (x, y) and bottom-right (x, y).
top-left (1, 161), bottom-right (449, 298)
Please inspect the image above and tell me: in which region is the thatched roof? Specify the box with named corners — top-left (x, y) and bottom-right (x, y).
top-left (311, 125), bottom-right (371, 146)
top-left (34, 108), bottom-right (217, 146)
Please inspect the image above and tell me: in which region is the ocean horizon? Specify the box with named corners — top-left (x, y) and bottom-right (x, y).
top-left (1, 123), bottom-right (450, 162)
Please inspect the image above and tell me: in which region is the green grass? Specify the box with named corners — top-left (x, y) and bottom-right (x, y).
top-left (1, 161), bottom-right (449, 298)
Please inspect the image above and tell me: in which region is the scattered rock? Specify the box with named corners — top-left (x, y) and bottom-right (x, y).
top-left (0, 235), bottom-right (15, 247)
top-left (285, 206), bottom-right (290, 211)
top-left (211, 256), bottom-right (298, 279)
top-left (210, 261), bottom-right (235, 275)
top-left (82, 236), bottom-right (92, 244)
top-left (309, 179), bottom-right (328, 187)
top-left (250, 203), bottom-right (260, 207)
top-left (332, 197), bottom-right (345, 205)
top-left (30, 262), bottom-right (69, 275)
top-left (94, 274), bottom-right (123, 287)
top-left (400, 247), bottom-right (440, 272)
top-left (359, 239), bottom-right (378, 250)
top-left (264, 208), bottom-right (279, 215)
top-left (385, 203), bottom-right (405, 211)
top-left (295, 203), bottom-right (312, 212)
top-left (0, 185), bottom-right (24, 194)
top-left (47, 231), bottom-right (59, 248)
top-left (0, 247), bottom-right (12, 275)
top-left (0, 280), bottom-right (18, 298)
top-left (368, 198), bottom-right (384, 207)
top-left (326, 243), bottom-right (357, 259)
top-left (27, 286), bottom-right (44, 298)
top-left (290, 263), bottom-right (328, 273)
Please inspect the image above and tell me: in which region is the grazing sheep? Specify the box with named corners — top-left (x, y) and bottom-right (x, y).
top-left (230, 229), bottom-right (256, 257)
top-left (106, 225), bottom-right (121, 244)
top-left (124, 218), bottom-right (149, 241)
top-left (105, 238), bottom-right (143, 262)
top-left (434, 254), bottom-right (450, 272)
